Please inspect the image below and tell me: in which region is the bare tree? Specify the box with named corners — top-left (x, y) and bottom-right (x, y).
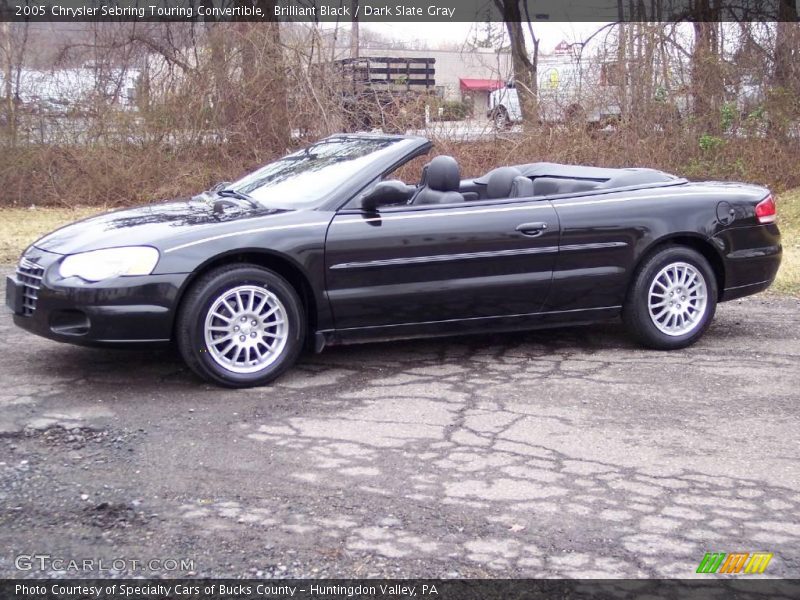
top-left (774, 0), bottom-right (800, 93)
top-left (244, 1), bottom-right (291, 149)
top-left (494, 0), bottom-right (538, 126)
top-left (351, 0), bottom-right (359, 58)
top-left (1, 21), bottom-right (28, 147)
top-left (690, 1), bottom-right (724, 130)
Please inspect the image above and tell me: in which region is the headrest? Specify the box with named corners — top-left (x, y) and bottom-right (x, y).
top-left (511, 175), bottom-right (534, 198)
top-left (486, 166), bottom-right (522, 199)
top-left (426, 156), bottom-right (461, 192)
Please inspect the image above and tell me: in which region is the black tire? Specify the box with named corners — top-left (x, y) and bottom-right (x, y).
top-left (492, 106), bottom-right (509, 130)
top-left (176, 264), bottom-right (305, 388)
top-left (623, 246), bottom-right (718, 350)
top-left (564, 103), bottom-right (586, 126)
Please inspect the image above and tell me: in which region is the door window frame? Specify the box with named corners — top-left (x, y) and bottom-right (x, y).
top-left (337, 190), bottom-right (550, 216)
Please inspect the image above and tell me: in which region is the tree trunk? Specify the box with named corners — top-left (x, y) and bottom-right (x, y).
top-left (260, 0), bottom-right (291, 149)
top-left (206, 22), bottom-right (230, 132)
top-left (1, 21), bottom-right (17, 146)
top-left (774, 0), bottom-right (799, 93)
top-left (691, 10), bottom-right (723, 132)
top-left (495, 1), bottom-right (538, 127)
top-left (228, 1), bottom-right (290, 152)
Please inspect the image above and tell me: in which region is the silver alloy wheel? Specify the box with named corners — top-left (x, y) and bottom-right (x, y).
top-left (203, 285), bottom-right (288, 374)
top-left (647, 262), bottom-right (708, 337)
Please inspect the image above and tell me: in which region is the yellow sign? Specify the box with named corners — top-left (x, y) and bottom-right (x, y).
top-left (546, 69), bottom-right (559, 89)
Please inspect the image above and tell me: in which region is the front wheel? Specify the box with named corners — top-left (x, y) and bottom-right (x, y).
top-left (176, 264), bottom-right (305, 387)
top-left (492, 106), bottom-right (510, 130)
top-left (623, 246), bottom-right (718, 350)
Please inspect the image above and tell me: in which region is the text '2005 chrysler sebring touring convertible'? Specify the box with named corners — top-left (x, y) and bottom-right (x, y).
top-left (6, 134), bottom-right (782, 387)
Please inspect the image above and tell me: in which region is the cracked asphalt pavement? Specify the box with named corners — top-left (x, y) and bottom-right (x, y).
top-left (1, 270), bottom-right (799, 578)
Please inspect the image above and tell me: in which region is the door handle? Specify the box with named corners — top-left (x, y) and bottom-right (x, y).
top-left (516, 222), bottom-right (548, 236)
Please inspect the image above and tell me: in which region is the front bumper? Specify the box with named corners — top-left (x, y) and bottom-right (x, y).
top-left (6, 247), bottom-right (189, 346)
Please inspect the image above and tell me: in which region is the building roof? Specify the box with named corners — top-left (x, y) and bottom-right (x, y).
top-left (459, 78), bottom-right (504, 92)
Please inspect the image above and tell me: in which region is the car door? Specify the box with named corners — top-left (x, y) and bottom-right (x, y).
top-left (546, 191), bottom-right (645, 312)
top-left (324, 198), bottom-right (560, 330)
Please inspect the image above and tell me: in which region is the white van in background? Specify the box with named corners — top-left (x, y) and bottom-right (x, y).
top-left (487, 58), bottom-right (623, 128)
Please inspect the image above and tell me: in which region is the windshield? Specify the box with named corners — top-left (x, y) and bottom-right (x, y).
top-left (229, 136), bottom-right (409, 208)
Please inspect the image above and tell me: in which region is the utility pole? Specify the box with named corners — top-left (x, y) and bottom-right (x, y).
top-left (350, 0), bottom-right (359, 58)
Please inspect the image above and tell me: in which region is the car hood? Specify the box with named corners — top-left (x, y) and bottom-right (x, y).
top-left (33, 198), bottom-right (294, 255)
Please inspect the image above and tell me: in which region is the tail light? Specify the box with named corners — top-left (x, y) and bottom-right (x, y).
top-left (755, 195), bottom-right (777, 224)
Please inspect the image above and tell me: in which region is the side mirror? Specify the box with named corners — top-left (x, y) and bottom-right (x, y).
top-left (361, 180), bottom-right (413, 212)
top-left (210, 181), bottom-right (232, 192)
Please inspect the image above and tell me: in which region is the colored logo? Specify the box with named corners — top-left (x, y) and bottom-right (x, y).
top-left (696, 552), bottom-right (773, 574)
top-left (544, 68), bottom-right (560, 89)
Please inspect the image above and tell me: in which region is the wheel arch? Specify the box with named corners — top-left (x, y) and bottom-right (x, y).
top-left (173, 249), bottom-right (319, 344)
top-left (632, 234), bottom-right (726, 301)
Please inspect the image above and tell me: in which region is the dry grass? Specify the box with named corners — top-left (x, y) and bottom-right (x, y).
top-left (0, 207), bottom-right (105, 263)
top-left (3, 131), bottom-right (800, 210)
top-left (0, 193), bottom-right (797, 296)
top-left (774, 188), bottom-right (800, 296)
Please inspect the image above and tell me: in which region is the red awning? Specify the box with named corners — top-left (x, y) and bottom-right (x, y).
top-left (459, 78), bottom-right (504, 92)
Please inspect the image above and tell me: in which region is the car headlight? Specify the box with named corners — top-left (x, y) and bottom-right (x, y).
top-left (59, 247), bottom-right (160, 282)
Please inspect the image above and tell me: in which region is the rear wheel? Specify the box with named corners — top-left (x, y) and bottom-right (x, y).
top-left (623, 246), bottom-right (717, 350)
top-left (176, 264), bottom-right (305, 387)
top-left (564, 103), bottom-right (586, 126)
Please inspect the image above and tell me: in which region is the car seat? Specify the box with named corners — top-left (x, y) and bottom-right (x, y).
top-left (411, 156), bottom-right (465, 205)
top-left (484, 167), bottom-right (534, 199)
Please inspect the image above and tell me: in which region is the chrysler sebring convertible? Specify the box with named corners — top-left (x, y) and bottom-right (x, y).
top-left (6, 134), bottom-right (782, 387)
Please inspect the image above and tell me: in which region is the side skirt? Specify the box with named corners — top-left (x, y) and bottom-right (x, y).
top-left (316, 306), bottom-right (622, 349)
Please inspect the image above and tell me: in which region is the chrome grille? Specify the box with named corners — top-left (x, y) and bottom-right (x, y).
top-left (16, 257), bottom-right (44, 316)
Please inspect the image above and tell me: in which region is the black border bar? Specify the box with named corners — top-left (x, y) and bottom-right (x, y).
top-left (3, 579), bottom-right (800, 600)
top-left (0, 0), bottom-right (798, 23)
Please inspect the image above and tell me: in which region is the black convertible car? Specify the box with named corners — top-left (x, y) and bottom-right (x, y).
top-left (6, 134), bottom-right (781, 387)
